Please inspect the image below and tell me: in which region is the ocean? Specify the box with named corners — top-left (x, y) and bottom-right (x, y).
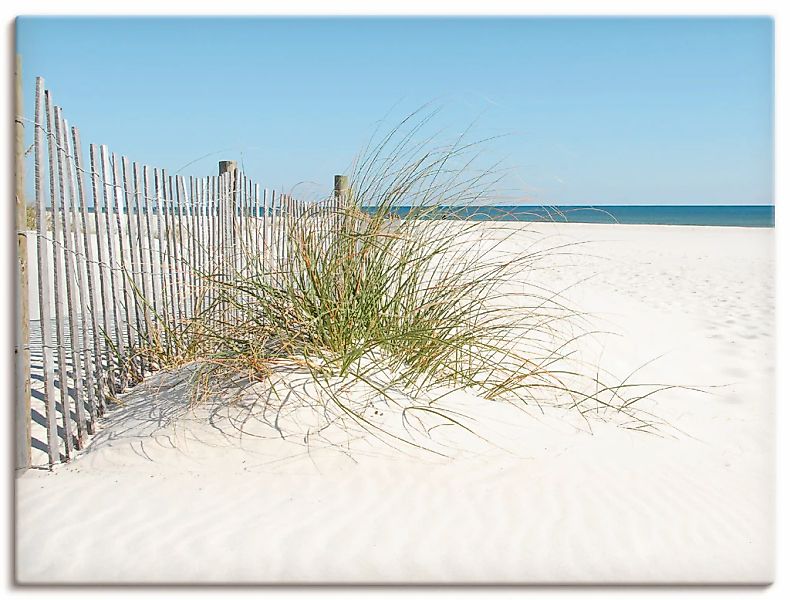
top-left (68, 204), bottom-right (775, 228)
top-left (370, 205), bottom-right (775, 228)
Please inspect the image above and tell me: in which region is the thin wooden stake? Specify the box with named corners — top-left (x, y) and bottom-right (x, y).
top-left (177, 176), bottom-right (192, 320)
top-left (45, 94), bottom-right (74, 460)
top-left (33, 78), bottom-right (58, 467)
top-left (72, 127), bottom-right (105, 420)
top-left (154, 169), bottom-right (170, 352)
top-left (89, 144), bottom-right (114, 409)
top-left (173, 176), bottom-right (187, 322)
top-left (210, 176), bottom-right (217, 311)
top-left (54, 106), bottom-right (87, 448)
top-left (100, 145), bottom-right (127, 385)
top-left (110, 153), bottom-right (135, 374)
top-left (143, 166), bottom-right (159, 328)
top-left (133, 162), bottom-right (154, 361)
top-left (199, 177), bottom-right (208, 311)
top-left (254, 183), bottom-right (261, 260)
top-left (122, 157), bottom-right (143, 367)
top-left (62, 117), bottom-right (96, 435)
top-left (14, 55), bottom-right (31, 470)
top-left (189, 176), bottom-right (198, 317)
top-left (163, 172), bottom-right (178, 343)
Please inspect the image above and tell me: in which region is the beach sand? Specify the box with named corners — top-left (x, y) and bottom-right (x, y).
top-left (15, 222), bottom-right (775, 584)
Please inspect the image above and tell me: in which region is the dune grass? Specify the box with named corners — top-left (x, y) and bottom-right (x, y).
top-left (127, 113), bottom-right (671, 451)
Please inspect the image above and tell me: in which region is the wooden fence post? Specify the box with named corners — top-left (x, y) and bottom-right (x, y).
top-left (333, 174), bottom-right (349, 250)
top-left (15, 54), bottom-right (31, 471)
top-left (218, 160), bottom-right (237, 178)
top-left (334, 175), bottom-right (348, 200)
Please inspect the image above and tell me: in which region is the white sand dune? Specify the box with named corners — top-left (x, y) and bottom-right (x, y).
top-left (15, 223), bottom-right (775, 584)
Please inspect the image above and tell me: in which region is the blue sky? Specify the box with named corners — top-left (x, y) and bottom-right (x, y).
top-left (17, 17), bottom-right (773, 205)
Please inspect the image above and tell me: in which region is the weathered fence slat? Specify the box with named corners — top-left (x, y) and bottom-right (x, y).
top-left (143, 166), bottom-right (159, 331)
top-left (223, 173), bottom-right (232, 323)
top-left (199, 177), bottom-right (208, 311)
top-left (280, 193), bottom-right (287, 282)
top-left (154, 169), bottom-right (169, 350)
top-left (89, 144), bottom-right (115, 415)
top-left (15, 56), bottom-right (31, 471)
top-left (172, 174), bottom-right (185, 334)
top-left (73, 127), bottom-right (105, 422)
top-left (89, 144), bottom-right (113, 413)
top-left (212, 176), bottom-right (219, 311)
top-left (234, 169), bottom-right (243, 320)
top-left (99, 146), bottom-right (127, 384)
top-left (173, 176), bottom-right (187, 323)
top-left (54, 108), bottom-right (88, 447)
top-left (239, 175), bottom-right (246, 277)
top-left (110, 153), bottom-right (135, 372)
top-left (207, 177), bottom-right (215, 312)
top-left (121, 157), bottom-right (143, 365)
top-left (170, 175), bottom-right (183, 325)
top-left (188, 177), bottom-right (198, 317)
top-left (63, 117), bottom-right (96, 435)
top-left (34, 79), bottom-right (59, 466)
top-left (161, 171), bottom-right (177, 345)
top-left (132, 162), bottom-right (154, 363)
top-left (275, 191), bottom-right (281, 277)
top-left (219, 173), bottom-right (227, 322)
top-left (179, 177), bottom-right (194, 320)
top-left (45, 94), bottom-right (74, 460)
top-left (254, 183), bottom-right (261, 259)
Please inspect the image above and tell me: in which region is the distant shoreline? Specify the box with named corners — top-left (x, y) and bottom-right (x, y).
top-left (363, 205), bottom-right (775, 228)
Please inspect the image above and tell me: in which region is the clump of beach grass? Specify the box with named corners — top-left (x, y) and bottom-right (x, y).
top-left (135, 111), bottom-right (672, 452)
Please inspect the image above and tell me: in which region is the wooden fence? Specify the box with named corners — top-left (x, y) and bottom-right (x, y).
top-left (16, 75), bottom-right (348, 469)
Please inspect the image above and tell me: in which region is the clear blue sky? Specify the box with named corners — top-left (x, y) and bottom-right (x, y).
top-left (17, 17), bottom-right (773, 205)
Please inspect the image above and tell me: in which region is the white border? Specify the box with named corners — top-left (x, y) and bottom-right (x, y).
top-left (1, 3), bottom-right (785, 599)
